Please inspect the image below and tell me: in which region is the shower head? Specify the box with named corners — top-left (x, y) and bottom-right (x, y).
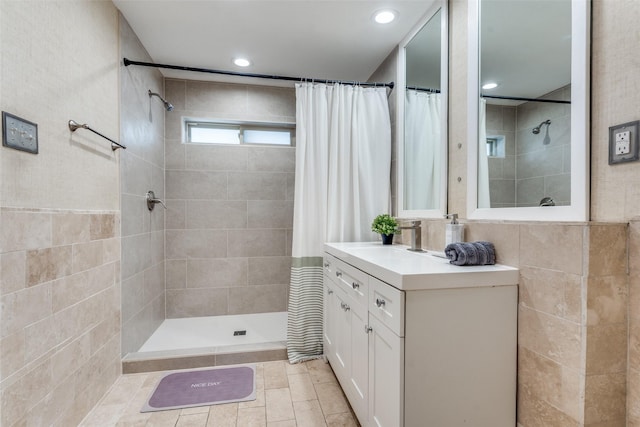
top-left (532, 119), bottom-right (551, 134)
top-left (148, 90), bottom-right (174, 111)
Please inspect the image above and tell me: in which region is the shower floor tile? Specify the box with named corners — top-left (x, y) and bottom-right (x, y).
top-left (81, 359), bottom-right (360, 427)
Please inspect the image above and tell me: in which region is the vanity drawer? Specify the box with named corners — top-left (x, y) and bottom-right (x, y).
top-left (369, 277), bottom-right (405, 337)
top-left (332, 257), bottom-right (369, 308)
top-left (324, 254), bottom-right (338, 281)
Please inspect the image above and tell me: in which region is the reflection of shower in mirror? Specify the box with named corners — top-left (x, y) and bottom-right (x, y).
top-left (532, 119), bottom-right (552, 145)
top-left (532, 119), bottom-right (551, 134)
top-left (539, 196), bottom-right (555, 207)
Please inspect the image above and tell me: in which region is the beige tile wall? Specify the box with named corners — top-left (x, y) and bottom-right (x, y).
top-left (447, 0), bottom-right (470, 218)
top-left (0, 0), bottom-right (119, 211)
top-left (0, 209), bottom-right (121, 426)
top-left (628, 221), bottom-right (640, 426)
top-left (591, 2), bottom-right (640, 425)
top-left (0, 1), bottom-right (122, 425)
top-left (590, 0), bottom-right (640, 223)
top-left (164, 79), bottom-right (295, 318)
top-left (582, 224), bottom-right (628, 426)
top-left (119, 15), bottom-right (167, 356)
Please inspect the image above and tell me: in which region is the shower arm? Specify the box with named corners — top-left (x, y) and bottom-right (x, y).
top-left (532, 119), bottom-right (552, 134)
top-left (148, 90), bottom-right (174, 111)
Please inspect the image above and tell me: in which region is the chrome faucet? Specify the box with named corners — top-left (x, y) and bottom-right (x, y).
top-left (399, 220), bottom-right (423, 252)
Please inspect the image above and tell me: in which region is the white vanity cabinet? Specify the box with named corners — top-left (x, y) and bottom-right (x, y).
top-left (323, 242), bottom-right (519, 427)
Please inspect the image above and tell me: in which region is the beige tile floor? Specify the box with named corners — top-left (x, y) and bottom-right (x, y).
top-left (80, 359), bottom-right (360, 427)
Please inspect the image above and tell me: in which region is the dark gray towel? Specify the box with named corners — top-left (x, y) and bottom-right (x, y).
top-left (444, 241), bottom-right (496, 266)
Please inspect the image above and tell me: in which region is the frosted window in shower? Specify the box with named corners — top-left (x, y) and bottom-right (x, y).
top-left (242, 129), bottom-right (290, 146)
top-left (185, 120), bottom-right (294, 146)
top-left (189, 125), bottom-right (240, 144)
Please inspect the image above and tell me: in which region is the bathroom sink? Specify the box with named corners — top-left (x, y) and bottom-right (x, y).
top-left (375, 244), bottom-right (449, 259)
top-left (343, 243), bottom-right (449, 260)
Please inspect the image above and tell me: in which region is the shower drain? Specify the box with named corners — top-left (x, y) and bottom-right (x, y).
top-left (233, 330), bottom-right (247, 336)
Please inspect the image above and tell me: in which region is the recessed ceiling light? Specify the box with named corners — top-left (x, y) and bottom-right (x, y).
top-left (233, 58), bottom-right (251, 67)
top-left (482, 82), bottom-right (499, 90)
top-left (374, 10), bottom-right (396, 24)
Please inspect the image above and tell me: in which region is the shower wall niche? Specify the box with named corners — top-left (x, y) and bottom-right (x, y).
top-left (163, 79), bottom-right (295, 318)
top-left (486, 85), bottom-right (571, 208)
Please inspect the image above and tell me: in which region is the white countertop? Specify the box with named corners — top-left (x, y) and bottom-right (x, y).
top-left (324, 242), bottom-right (519, 291)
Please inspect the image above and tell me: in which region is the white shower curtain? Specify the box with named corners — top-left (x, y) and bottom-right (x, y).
top-left (478, 98), bottom-right (491, 208)
top-left (287, 83), bottom-right (391, 363)
top-left (404, 90), bottom-right (441, 210)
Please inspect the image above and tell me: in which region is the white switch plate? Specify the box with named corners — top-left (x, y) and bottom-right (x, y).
top-left (2, 112), bottom-right (38, 154)
top-left (609, 121), bottom-right (640, 164)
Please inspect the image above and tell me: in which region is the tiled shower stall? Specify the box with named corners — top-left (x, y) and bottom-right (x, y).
top-left (120, 14), bottom-right (296, 359)
top-left (163, 78), bottom-right (295, 319)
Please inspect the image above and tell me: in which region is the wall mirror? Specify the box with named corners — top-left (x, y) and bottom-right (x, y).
top-left (396, 1), bottom-right (448, 218)
top-left (467, 0), bottom-right (590, 221)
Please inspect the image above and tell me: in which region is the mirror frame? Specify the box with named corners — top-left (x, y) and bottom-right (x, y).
top-left (396, 0), bottom-right (449, 219)
top-left (466, 0), bottom-right (590, 221)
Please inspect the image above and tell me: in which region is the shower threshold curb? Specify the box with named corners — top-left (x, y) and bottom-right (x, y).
top-left (122, 341), bottom-right (287, 374)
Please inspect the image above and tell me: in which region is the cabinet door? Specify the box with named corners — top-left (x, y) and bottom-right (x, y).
top-left (368, 315), bottom-right (404, 427)
top-left (323, 276), bottom-right (337, 359)
top-left (332, 289), bottom-right (351, 382)
top-left (346, 301), bottom-right (369, 423)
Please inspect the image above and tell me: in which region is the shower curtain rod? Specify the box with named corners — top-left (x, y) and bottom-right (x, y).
top-left (481, 94), bottom-right (570, 104)
top-left (406, 86), bottom-right (441, 93)
top-left (123, 58), bottom-right (395, 89)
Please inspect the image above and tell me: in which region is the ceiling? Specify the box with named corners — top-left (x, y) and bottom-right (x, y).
top-left (114, 1), bottom-right (572, 100)
top-left (113, 0), bottom-right (439, 87)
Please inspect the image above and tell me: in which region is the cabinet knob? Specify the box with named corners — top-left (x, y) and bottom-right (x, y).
top-left (351, 282), bottom-right (360, 290)
top-left (327, 289), bottom-right (333, 295)
top-left (324, 262), bottom-right (330, 268)
top-left (375, 298), bottom-right (386, 308)
top-left (340, 302), bottom-right (350, 311)
top-left (335, 271), bottom-right (342, 277)
top-left (364, 325), bottom-right (373, 334)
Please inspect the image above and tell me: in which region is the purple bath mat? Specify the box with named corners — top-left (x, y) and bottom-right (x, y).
top-left (141, 365), bottom-right (256, 412)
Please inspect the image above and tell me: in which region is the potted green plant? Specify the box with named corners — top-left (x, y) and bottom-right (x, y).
top-left (371, 214), bottom-right (398, 245)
